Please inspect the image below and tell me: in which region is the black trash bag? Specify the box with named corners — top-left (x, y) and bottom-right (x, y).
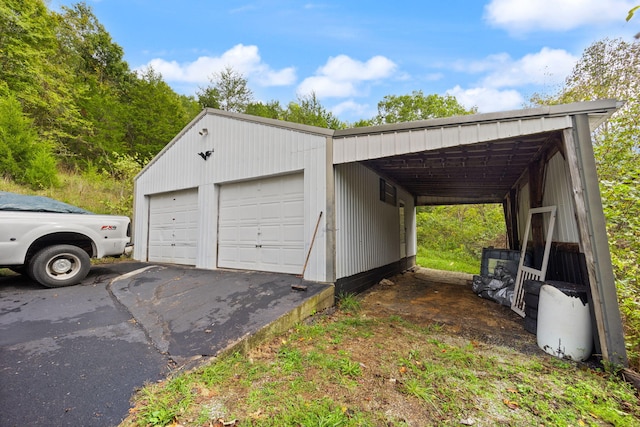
top-left (472, 263), bottom-right (516, 306)
top-left (491, 284), bottom-right (515, 307)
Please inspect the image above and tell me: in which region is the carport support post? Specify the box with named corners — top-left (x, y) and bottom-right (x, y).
top-left (503, 189), bottom-right (519, 250)
top-left (325, 136), bottom-right (336, 283)
top-left (562, 116), bottom-right (627, 367)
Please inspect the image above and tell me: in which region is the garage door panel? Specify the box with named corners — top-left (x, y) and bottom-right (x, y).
top-left (260, 248), bottom-right (303, 274)
top-left (148, 188), bottom-right (199, 265)
top-left (283, 224), bottom-right (305, 243)
top-left (218, 246), bottom-right (259, 268)
top-left (238, 207), bottom-right (259, 221)
top-left (261, 202), bottom-right (284, 219)
top-left (259, 224), bottom-right (304, 245)
top-left (282, 200), bottom-right (304, 217)
top-left (218, 174), bottom-right (304, 274)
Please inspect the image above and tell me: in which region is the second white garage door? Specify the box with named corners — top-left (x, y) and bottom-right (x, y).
top-left (218, 174), bottom-right (305, 274)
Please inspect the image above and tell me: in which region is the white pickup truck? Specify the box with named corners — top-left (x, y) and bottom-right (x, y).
top-left (0, 192), bottom-right (131, 288)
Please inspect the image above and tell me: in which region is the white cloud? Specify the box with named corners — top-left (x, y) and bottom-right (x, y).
top-left (317, 55), bottom-right (397, 81)
top-left (444, 47), bottom-right (578, 113)
top-left (423, 72), bottom-right (445, 82)
top-left (297, 54), bottom-right (397, 98)
top-left (330, 100), bottom-right (374, 120)
top-left (447, 85), bottom-right (524, 112)
top-left (136, 44), bottom-right (296, 87)
top-left (483, 48), bottom-right (577, 88)
top-left (485, 0), bottom-right (636, 33)
top-left (298, 76), bottom-right (357, 97)
top-left (453, 48), bottom-right (577, 89)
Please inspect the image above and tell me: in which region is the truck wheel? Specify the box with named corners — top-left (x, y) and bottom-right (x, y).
top-left (27, 245), bottom-right (91, 288)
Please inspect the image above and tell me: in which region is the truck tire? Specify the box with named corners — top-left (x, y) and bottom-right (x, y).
top-left (27, 245), bottom-right (91, 288)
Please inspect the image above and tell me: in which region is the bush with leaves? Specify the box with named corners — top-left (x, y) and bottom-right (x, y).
top-left (416, 204), bottom-right (506, 260)
top-left (0, 93), bottom-right (59, 189)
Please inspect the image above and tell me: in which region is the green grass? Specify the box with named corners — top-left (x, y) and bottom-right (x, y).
top-left (122, 307), bottom-right (640, 427)
top-left (416, 247), bottom-right (480, 274)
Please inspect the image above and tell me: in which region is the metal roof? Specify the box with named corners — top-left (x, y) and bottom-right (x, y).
top-left (333, 100), bottom-right (621, 205)
top-left (138, 100), bottom-right (620, 205)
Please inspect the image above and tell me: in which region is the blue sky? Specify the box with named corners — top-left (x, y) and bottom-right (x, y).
top-left (49, 0), bottom-right (638, 123)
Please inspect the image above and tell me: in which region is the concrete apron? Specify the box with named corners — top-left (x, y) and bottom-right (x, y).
top-left (110, 265), bottom-right (334, 368)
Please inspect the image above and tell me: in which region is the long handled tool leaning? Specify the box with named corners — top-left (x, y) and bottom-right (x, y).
top-left (292, 211), bottom-right (323, 290)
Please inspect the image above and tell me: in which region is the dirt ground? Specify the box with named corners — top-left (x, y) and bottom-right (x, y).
top-left (358, 267), bottom-right (540, 355)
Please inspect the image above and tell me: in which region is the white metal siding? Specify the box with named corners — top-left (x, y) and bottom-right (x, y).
top-left (205, 115), bottom-right (323, 183)
top-left (133, 111), bottom-right (329, 282)
top-left (335, 163), bottom-right (415, 279)
top-left (218, 174), bottom-right (305, 274)
top-left (517, 182), bottom-right (530, 241)
top-left (333, 116), bottom-right (572, 164)
top-left (148, 188), bottom-right (199, 264)
top-left (515, 153), bottom-right (580, 245)
top-left (543, 152), bottom-right (580, 243)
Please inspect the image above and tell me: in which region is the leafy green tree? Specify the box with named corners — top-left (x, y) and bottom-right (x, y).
top-left (53, 2), bottom-right (135, 165)
top-left (0, 93), bottom-right (59, 188)
top-left (196, 84), bottom-right (220, 110)
top-left (283, 92), bottom-right (346, 129)
top-left (197, 66), bottom-right (253, 112)
top-left (57, 2), bottom-right (130, 86)
top-left (417, 204), bottom-right (506, 261)
top-left (351, 118), bottom-right (374, 128)
top-left (178, 94), bottom-right (201, 120)
top-left (0, 0), bottom-right (87, 148)
top-left (124, 67), bottom-right (194, 158)
top-left (373, 91), bottom-right (476, 125)
top-left (245, 100), bottom-right (285, 120)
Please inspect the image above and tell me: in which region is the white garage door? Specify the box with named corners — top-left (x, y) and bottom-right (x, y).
top-left (148, 188), bottom-right (199, 265)
top-left (218, 174), bottom-right (305, 274)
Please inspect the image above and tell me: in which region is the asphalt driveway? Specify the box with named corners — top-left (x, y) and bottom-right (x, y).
top-left (0, 262), bottom-right (333, 426)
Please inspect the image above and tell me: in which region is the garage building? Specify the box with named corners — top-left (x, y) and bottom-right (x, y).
top-left (133, 99), bottom-right (626, 365)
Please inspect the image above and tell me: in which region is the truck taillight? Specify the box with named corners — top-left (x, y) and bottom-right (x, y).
top-left (127, 223), bottom-right (131, 237)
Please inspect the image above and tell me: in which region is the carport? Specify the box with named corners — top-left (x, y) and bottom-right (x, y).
top-left (133, 99), bottom-right (627, 367)
top-left (332, 99), bottom-right (627, 366)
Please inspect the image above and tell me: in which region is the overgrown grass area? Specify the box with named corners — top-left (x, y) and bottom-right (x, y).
top-left (416, 247), bottom-right (480, 275)
top-left (122, 298), bottom-right (640, 427)
top-left (1, 158), bottom-right (138, 217)
top-left (415, 204), bottom-right (505, 276)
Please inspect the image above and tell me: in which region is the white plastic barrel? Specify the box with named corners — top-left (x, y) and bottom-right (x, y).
top-left (537, 284), bottom-right (593, 361)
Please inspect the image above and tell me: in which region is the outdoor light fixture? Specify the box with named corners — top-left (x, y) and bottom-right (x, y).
top-left (199, 128), bottom-right (208, 136)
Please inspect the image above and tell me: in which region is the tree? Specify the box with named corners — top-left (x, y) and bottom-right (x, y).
top-left (373, 91), bottom-right (476, 125)
top-left (51, 2), bottom-right (136, 165)
top-left (282, 92), bottom-right (346, 129)
top-left (0, 93), bottom-right (59, 188)
top-left (0, 0), bottom-right (86, 148)
top-left (245, 100), bottom-right (284, 120)
top-left (124, 67), bottom-right (194, 159)
top-left (57, 2), bottom-right (130, 87)
top-left (197, 67), bottom-right (253, 112)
